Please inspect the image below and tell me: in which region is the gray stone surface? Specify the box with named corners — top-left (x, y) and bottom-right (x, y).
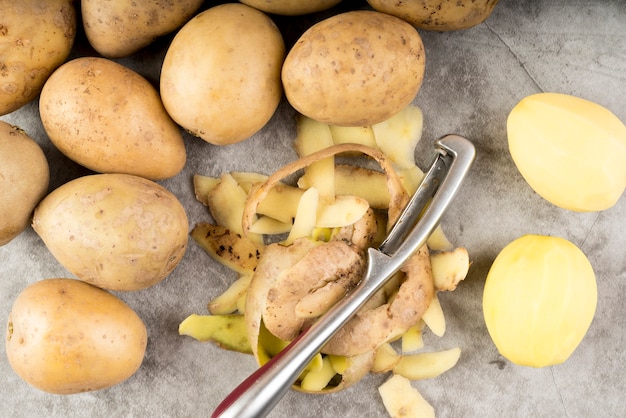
top-left (1, 1), bottom-right (625, 417)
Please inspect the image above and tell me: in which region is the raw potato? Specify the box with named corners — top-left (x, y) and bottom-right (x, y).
top-left (6, 278), bottom-right (147, 394)
top-left (32, 173), bottom-right (189, 291)
top-left (160, 3), bottom-right (285, 145)
top-left (0, 0), bottom-right (76, 115)
top-left (483, 234), bottom-right (597, 367)
top-left (81, 0), bottom-right (204, 58)
top-left (0, 122), bottom-right (49, 246)
top-left (39, 57), bottom-right (186, 180)
top-left (367, 0), bottom-right (500, 31)
top-left (507, 92), bottom-right (626, 212)
top-left (282, 11), bottom-right (425, 126)
top-left (239, 0), bottom-right (342, 16)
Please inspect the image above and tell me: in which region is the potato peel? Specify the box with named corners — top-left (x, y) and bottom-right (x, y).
top-left (242, 143), bottom-right (410, 236)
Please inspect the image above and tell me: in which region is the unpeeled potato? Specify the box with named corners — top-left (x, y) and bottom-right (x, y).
top-left (0, 0), bottom-right (76, 115)
top-left (6, 278), bottom-right (147, 394)
top-left (39, 57), bottom-right (186, 180)
top-left (81, 0), bottom-right (204, 58)
top-left (282, 10), bottom-right (425, 126)
top-left (366, 0), bottom-right (500, 31)
top-left (0, 122), bottom-right (49, 246)
top-left (239, 0), bottom-right (342, 15)
top-left (160, 3), bottom-right (285, 145)
top-left (32, 173), bottom-right (189, 291)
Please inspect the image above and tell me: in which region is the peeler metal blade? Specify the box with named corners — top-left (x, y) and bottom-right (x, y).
top-left (212, 134), bottom-right (475, 418)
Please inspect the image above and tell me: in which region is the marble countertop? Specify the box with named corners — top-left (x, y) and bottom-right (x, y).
top-left (1, 1), bottom-right (625, 417)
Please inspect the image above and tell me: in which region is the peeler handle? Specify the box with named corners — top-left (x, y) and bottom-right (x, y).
top-left (211, 135), bottom-right (475, 418)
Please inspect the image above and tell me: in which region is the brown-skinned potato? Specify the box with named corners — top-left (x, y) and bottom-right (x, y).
top-left (0, 122), bottom-right (49, 246)
top-left (0, 0), bottom-right (76, 115)
top-left (282, 11), bottom-right (425, 126)
top-left (81, 0), bottom-right (204, 58)
top-left (366, 0), bottom-right (500, 31)
top-left (6, 278), bottom-right (147, 394)
top-left (32, 173), bottom-right (188, 291)
top-left (39, 57), bottom-right (186, 181)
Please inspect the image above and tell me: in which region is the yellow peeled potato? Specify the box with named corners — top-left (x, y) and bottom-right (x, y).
top-left (39, 57), bottom-right (186, 180)
top-left (483, 234), bottom-right (597, 367)
top-left (6, 278), bottom-right (147, 394)
top-left (32, 174), bottom-right (189, 291)
top-left (160, 3), bottom-right (285, 145)
top-left (81, 0), bottom-right (204, 58)
top-left (0, 0), bottom-right (77, 115)
top-left (507, 92), bottom-right (626, 212)
top-left (0, 122), bottom-right (49, 246)
top-left (282, 10), bottom-right (425, 126)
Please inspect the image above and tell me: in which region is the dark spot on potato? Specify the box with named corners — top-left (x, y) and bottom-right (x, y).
top-left (0, 25), bottom-right (8, 36)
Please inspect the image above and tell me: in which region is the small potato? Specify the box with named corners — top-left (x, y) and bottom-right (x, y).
top-left (282, 10), bottom-right (425, 126)
top-left (239, 0), bottom-right (342, 16)
top-left (6, 278), bottom-right (147, 394)
top-left (367, 0), bottom-right (500, 31)
top-left (160, 3), bottom-right (285, 145)
top-left (32, 173), bottom-right (189, 291)
top-left (40, 57), bottom-right (186, 181)
top-left (81, 0), bottom-right (204, 58)
top-left (0, 122), bottom-right (49, 246)
top-left (0, 0), bottom-right (76, 116)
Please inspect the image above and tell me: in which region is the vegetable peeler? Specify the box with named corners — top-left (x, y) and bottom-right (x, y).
top-left (212, 134), bottom-right (476, 418)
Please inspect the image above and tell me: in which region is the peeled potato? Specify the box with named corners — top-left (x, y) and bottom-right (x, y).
top-left (507, 92), bottom-right (626, 212)
top-left (483, 234), bottom-right (597, 367)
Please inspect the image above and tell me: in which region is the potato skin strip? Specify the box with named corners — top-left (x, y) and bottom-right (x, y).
top-left (321, 244), bottom-right (434, 357)
top-left (242, 143), bottom-right (410, 236)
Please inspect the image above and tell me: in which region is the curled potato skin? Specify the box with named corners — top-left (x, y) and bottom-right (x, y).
top-left (322, 245), bottom-right (434, 356)
top-left (263, 239), bottom-right (365, 341)
top-left (242, 143), bottom-right (410, 236)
